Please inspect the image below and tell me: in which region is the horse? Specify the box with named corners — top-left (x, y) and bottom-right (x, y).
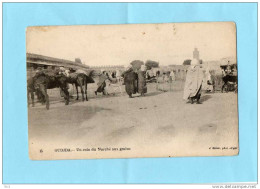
top-left (66, 71), bottom-right (95, 101)
top-left (33, 72), bottom-right (70, 110)
top-left (221, 74), bottom-right (237, 93)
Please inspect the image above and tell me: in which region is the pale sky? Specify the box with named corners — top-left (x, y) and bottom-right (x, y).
top-left (26, 22), bottom-right (236, 66)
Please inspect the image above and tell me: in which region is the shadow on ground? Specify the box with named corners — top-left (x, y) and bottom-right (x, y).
top-left (200, 94), bottom-right (212, 103)
top-left (143, 91), bottom-right (164, 97)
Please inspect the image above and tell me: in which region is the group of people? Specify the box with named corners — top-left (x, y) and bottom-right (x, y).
top-left (31, 59), bottom-right (208, 104)
top-left (94, 65), bottom-right (147, 98)
top-left (223, 64), bottom-right (237, 76)
top-left (122, 65), bottom-right (147, 98)
top-left (91, 59), bottom-right (205, 104)
top-left (146, 69), bottom-right (176, 82)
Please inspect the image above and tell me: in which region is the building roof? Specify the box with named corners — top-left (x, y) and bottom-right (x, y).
top-left (26, 53), bottom-right (90, 70)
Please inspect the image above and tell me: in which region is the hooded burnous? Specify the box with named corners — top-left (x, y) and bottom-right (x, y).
top-left (183, 59), bottom-right (204, 102)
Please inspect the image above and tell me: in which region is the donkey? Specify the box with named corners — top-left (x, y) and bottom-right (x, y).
top-left (66, 71), bottom-right (95, 101)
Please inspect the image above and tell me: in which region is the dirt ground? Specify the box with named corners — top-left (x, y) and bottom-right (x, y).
top-left (28, 81), bottom-right (239, 160)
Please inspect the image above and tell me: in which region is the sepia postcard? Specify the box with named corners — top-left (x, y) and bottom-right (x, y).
top-left (26, 22), bottom-right (238, 160)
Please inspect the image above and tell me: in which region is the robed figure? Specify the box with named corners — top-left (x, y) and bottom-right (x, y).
top-left (183, 59), bottom-right (204, 104)
top-left (121, 67), bottom-right (138, 98)
top-left (95, 71), bottom-right (109, 95)
top-left (137, 65), bottom-right (147, 96)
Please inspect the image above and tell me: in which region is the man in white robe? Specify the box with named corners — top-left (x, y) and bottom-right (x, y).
top-left (183, 59), bottom-right (204, 104)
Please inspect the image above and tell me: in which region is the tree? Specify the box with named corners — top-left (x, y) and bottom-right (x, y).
top-left (75, 58), bottom-right (82, 64)
top-left (183, 59), bottom-right (191, 65)
top-left (145, 60), bottom-right (159, 70)
top-left (130, 60), bottom-right (144, 70)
